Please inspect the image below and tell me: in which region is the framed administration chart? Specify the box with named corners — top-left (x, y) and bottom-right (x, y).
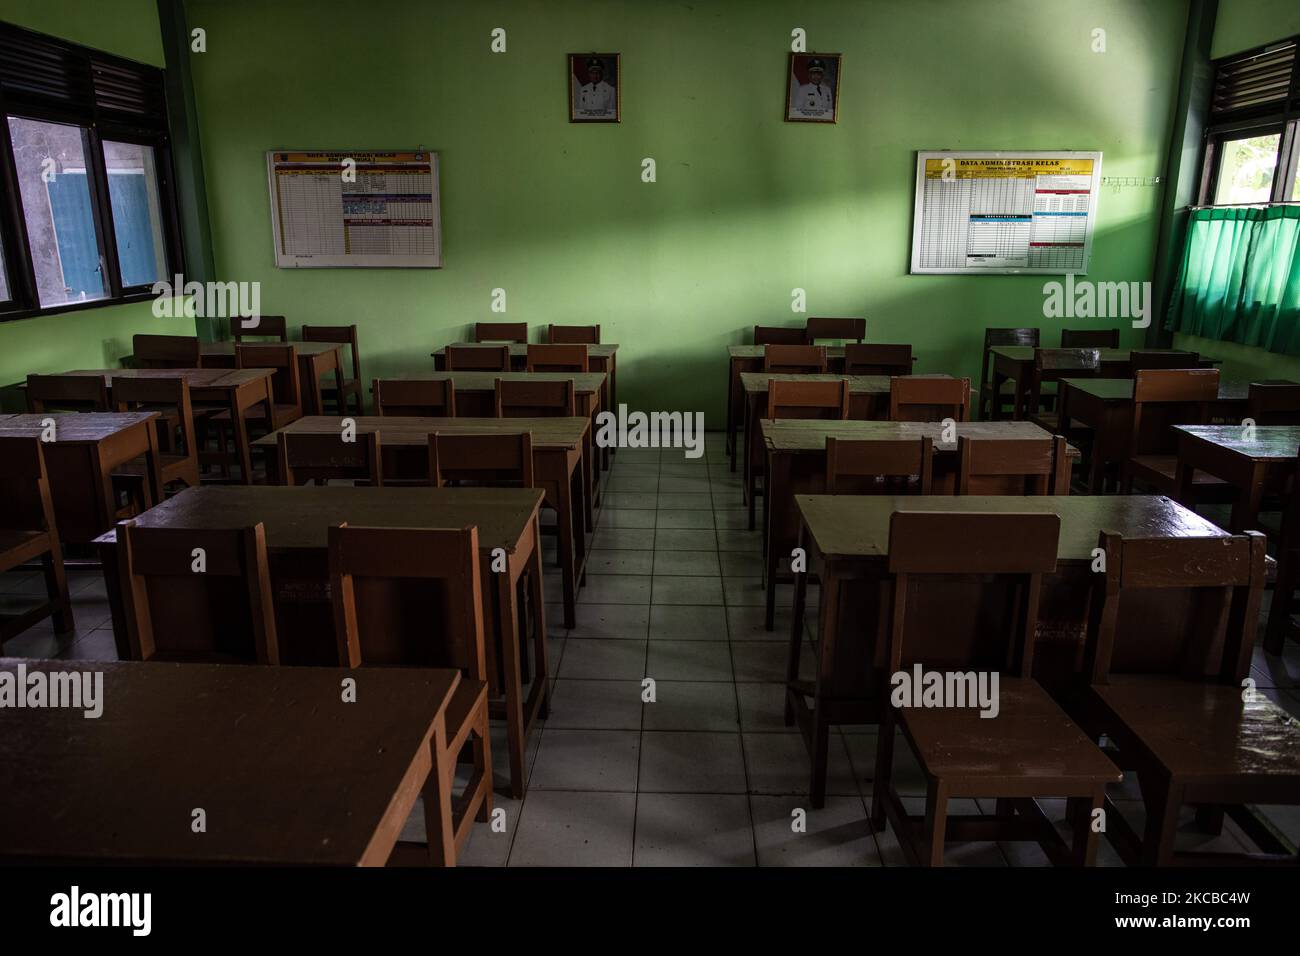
top-left (910, 151), bottom-right (1102, 275)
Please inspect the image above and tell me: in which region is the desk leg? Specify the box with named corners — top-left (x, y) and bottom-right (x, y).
top-left (1229, 462), bottom-right (1265, 533)
top-left (557, 467), bottom-right (579, 629)
top-left (764, 447), bottom-right (791, 631)
top-left (496, 563), bottom-right (527, 798)
top-left (529, 516), bottom-right (551, 716)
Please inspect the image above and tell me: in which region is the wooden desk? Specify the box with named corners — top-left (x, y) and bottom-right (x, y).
top-left (738, 373), bottom-right (951, 527)
top-left (64, 367), bottom-right (275, 484)
top-left (760, 419), bottom-right (1071, 630)
top-left (95, 484), bottom-right (548, 796)
top-left (1172, 424), bottom-right (1300, 532)
top-left (0, 658), bottom-right (461, 865)
top-left (990, 347), bottom-right (1222, 421)
top-left (251, 417), bottom-right (589, 629)
top-left (1060, 377), bottom-right (1249, 493)
top-left (200, 341), bottom-right (343, 417)
top-left (0, 412), bottom-right (160, 542)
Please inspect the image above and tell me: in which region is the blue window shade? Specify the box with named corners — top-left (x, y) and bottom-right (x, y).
top-left (107, 172), bottom-right (161, 287)
top-left (45, 171), bottom-right (104, 299)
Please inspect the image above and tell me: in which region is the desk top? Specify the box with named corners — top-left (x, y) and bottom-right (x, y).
top-left (0, 411), bottom-right (157, 443)
top-left (201, 341), bottom-right (341, 357)
top-left (762, 418), bottom-right (1069, 454)
top-left (63, 367), bottom-right (273, 389)
top-left (1174, 424), bottom-right (1300, 461)
top-left (438, 342), bottom-right (618, 358)
top-left (1062, 377), bottom-right (1250, 402)
top-left (252, 415), bottom-right (588, 452)
top-left (384, 371), bottom-right (604, 396)
top-left (95, 484), bottom-right (544, 554)
top-left (740, 372), bottom-right (951, 396)
top-left (729, 345), bottom-right (849, 359)
top-left (0, 657), bottom-right (457, 865)
top-left (795, 493), bottom-right (1228, 563)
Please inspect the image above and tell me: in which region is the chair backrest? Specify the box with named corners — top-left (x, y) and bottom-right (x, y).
top-left (1060, 328), bottom-right (1119, 349)
top-left (373, 379), bottom-right (456, 417)
top-left (427, 431), bottom-right (534, 488)
top-left (1129, 368), bottom-right (1220, 458)
top-left (805, 317), bottom-right (866, 344)
top-left (496, 378), bottom-right (576, 417)
top-left (979, 327), bottom-right (1040, 391)
top-left (763, 344), bottom-right (827, 374)
top-left (473, 322), bottom-right (528, 344)
top-left (1129, 349), bottom-right (1200, 372)
top-left (526, 343), bottom-right (589, 373)
top-left (231, 315), bottom-right (288, 342)
top-left (0, 436), bottom-right (57, 535)
top-left (1247, 381), bottom-right (1300, 425)
top-left (116, 521), bottom-right (278, 664)
top-left (133, 334), bottom-right (200, 369)
top-left (546, 324), bottom-right (600, 344)
top-left (886, 511), bottom-right (1060, 674)
top-left (236, 343), bottom-right (302, 409)
top-left (277, 430), bottom-right (383, 486)
top-left (753, 325), bottom-right (808, 346)
top-left (843, 343), bottom-right (912, 376)
top-left (889, 377), bottom-right (971, 422)
top-left (825, 435), bottom-right (934, 494)
top-left (25, 374), bottom-right (110, 413)
top-left (111, 376), bottom-right (197, 461)
top-left (302, 324), bottom-right (361, 382)
top-left (956, 435), bottom-right (1070, 495)
top-left (1085, 530), bottom-right (1266, 686)
top-left (767, 379), bottom-right (850, 421)
top-left (1028, 348), bottom-right (1101, 411)
top-left (445, 344), bottom-right (510, 372)
top-left (329, 523), bottom-right (486, 679)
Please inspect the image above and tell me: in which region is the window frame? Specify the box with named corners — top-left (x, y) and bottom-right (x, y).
top-left (1198, 35), bottom-right (1300, 207)
top-left (0, 21), bottom-right (184, 321)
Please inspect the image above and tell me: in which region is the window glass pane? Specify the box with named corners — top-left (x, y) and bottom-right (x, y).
top-left (103, 140), bottom-right (167, 287)
top-left (0, 240), bottom-right (9, 301)
top-left (1214, 133), bottom-right (1281, 205)
top-left (7, 116), bottom-right (107, 307)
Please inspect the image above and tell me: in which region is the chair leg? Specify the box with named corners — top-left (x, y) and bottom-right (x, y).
top-left (473, 698), bottom-right (494, 823)
top-left (42, 549), bottom-right (74, 635)
top-left (423, 728), bottom-right (457, 867)
top-left (497, 569), bottom-right (528, 799)
top-left (924, 781), bottom-right (949, 867)
top-left (809, 709), bottom-right (828, 810)
top-left (870, 714), bottom-right (896, 831)
top-left (528, 537), bottom-right (551, 719)
top-left (1069, 789), bottom-right (1104, 866)
top-left (1140, 776), bottom-right (1181, 866)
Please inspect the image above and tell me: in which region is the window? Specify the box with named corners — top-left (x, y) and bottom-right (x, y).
top-left (1199, 38), bottom-right (1300, 206)
top-left (0, 21), bottom-right (182, 319)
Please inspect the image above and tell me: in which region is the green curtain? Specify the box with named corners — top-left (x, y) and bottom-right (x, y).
top-left (1165, 204), bottom-right (1300, 354)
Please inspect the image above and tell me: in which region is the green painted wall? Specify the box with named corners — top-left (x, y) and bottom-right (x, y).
top-left (0, 0), bottom-right (190, 385)
top-left (1211, 0), bottom-right (1300, 57)
top-left (186, 0), bottom-right (1189, 419)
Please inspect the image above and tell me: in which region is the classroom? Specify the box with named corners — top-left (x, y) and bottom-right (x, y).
top-left (0, 0), bottom-right (1298, 896)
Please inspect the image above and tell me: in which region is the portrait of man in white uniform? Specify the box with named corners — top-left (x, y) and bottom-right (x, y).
top-left (786, 53), bottom-right (841, 123)
top-left (569, 54), bottom-right (620, 123)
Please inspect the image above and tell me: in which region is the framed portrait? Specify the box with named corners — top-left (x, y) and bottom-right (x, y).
top-left (786, 53), bottom-right (842, 123)
top-left (570, 53), bottom-right (620, 123)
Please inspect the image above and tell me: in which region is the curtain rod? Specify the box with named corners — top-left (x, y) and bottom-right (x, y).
top-left (1185, 200), bottom-right (1300, 210)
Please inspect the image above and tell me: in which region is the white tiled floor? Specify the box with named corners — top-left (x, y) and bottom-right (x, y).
top-left (4, 430), bottom-right (1300, 866)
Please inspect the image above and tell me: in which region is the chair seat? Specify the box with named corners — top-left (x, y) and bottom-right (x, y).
top-left (1129, 455), bottom-right (1230, 492)
top-left (1093, 675), bottom-right (1300, 785)
top-left (0, 529), bottom-right (52, 570)
top-left (899, 677), bottom-right (1120, 790)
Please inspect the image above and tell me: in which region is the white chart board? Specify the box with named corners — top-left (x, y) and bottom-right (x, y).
top-left (267, 150), bottom-right (442, 268)
top-left (910, 151), bottom-right (1102, 275)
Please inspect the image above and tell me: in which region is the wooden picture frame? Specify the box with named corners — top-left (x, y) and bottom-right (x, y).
top-left (786, 53), bottom-right (842, 124)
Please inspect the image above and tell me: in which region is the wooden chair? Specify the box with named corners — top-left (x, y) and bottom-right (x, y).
top-left (763, 344), bottom-right (827, 374)
top-left (473, 322), bottom-right (528, 344)
top-left (824, 436), bottom-right (934, 494)
top-left (133, 333), bottom-right (200, 369)
top-left (844, 343), bottom-right (912, 376)
top-left (979, 328), bottom-right (1039, 420)
top-left (428, 432), bottom-right (534, 488)
top-left (525, 344), bottom-right (588, 373)
top-left (1266, 447), bottom-right (1300, 654)
top-left (1025, 347), bottom-right (1101, 430)
top-left (753, 325), bottom-right (808, 346)
top-left (234, 344), bottom-right (303, 431)
top-left (0, 437), bottom-right (73, 641)
top-left (116, 521), bottom-right (278, 664)
top-left (956, 435), bottom-right (1070, 495)
top-left (1122, 369), bottom-right (1229, 498)
top-left (496, 379), bottom-right (575, 417)
top-left (1247, 381), bottom-right (1300, 425)
top-left (1060, 328), bottom-right (1119, 348)
top-left (767, 379), bottom-right (849, 421)
top-left (25, 374), bottom-right (110, 412)
top-left (1129, 349), bottom-right (1200, 372)
top-left (303, 324), bottom-right (363, 415)
top-left (328, 523), bottom-right (492, 865)
top-left (445, 344), bottom-right (510, 372)
top-left (374, 379), bottom-right (456, 417)
top-left (111, 376), bottom-right (200, 493)
top-left (805, 317), bottom-right (866, 344)
top-left (1080, 529), bottom-right (1300, 865)
top-left (276, 430), bottom-right (383, 486)
top-left (231, 314), bottom-right (288, 342)
top-left (545, 324), bottom-right (600, 344)
top-left (871, 511), bottom-right (1120, 866)
top-left (889, 377), bottom-right (971, 422)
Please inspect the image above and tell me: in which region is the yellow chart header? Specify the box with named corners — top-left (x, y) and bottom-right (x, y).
top-left (924, 158), bottom-right (1094, 179)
